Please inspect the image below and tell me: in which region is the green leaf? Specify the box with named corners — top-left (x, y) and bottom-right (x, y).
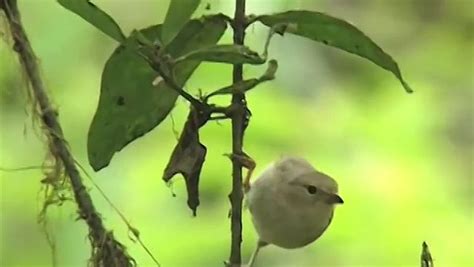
top-left (206, 59), bottom-right (278, 98)
top-left (209, 79), bottom-right (260, 97)
top-left (88, 15), bottom-right (227, 171)
top-left (57, 0), bottom-right (125, 42)
top-left (162, 0), bottom-right (201, 45)
top-left (257, 10), bottom-right (413, 93)
top-left (176, 44), bottom-right (265, 65)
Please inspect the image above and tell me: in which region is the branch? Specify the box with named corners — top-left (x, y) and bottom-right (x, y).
top-left (132, 32), bottom-right (232, 118)
top-left (151, 62), bottom-right (204, 108)
top-left (124, 32), bottom-right (203, 109)
top-left (149, 58), bottom-right (233, 117)
top-left (228, 0), bottom-right (247, 265)
top-left (1, 0), bottom-right (134, 266)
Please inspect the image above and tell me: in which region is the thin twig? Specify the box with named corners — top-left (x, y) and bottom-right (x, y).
top-left (169, 111), bottom-right (181, 141)
top-left (228, 0), bottom-right (247, 266)
top-left (75, 161), bottom-right (161, 267)
top-left (0, 162), bottom-right (161, 267)
top-left (152, 63), bottom-right (204, 108)
top-left (0, 166), bottom-right (46, 171)
top-left (1, 0), bottom-right (133, 265)
top-left (133, 36), bottom-right (232, 118)
top-left (209, 115), bottom-right (230, 121)
top-left (131, 46), bottom-right (203, 109)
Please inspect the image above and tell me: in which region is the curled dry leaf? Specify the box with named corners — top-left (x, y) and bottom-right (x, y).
top-left (163, 107), bottom-right (210, 215)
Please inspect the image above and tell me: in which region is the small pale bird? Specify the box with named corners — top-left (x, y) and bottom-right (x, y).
top-left (244, 156), bottom-right (343, 266)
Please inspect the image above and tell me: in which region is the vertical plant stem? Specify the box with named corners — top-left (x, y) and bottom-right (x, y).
top-left (229, 0), bottom-right (246, 265)
top-left (1, 0), bottom-right (133, 266)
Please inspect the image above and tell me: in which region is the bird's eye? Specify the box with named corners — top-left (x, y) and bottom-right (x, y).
top-left (306, 185), bottom-right (317, 195)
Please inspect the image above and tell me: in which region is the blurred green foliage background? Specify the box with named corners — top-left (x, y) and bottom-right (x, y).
top-left (1, 0), bottom-right (472, 266)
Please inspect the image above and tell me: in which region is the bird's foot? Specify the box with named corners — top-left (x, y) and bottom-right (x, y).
top-left (224, 152), bottom-right (256, 192)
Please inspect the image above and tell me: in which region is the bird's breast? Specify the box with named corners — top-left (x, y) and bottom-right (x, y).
top-left (248, 187), bottom-right (335, 249)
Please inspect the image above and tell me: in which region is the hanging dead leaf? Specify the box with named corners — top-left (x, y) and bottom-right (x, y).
top-left (163, 107), bottom-right (210, 215)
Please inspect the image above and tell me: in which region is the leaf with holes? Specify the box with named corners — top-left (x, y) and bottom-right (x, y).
top-left (88, 15), bottom-right (227, 171)
top-left (58, 0), bottom-right (125, 42)
top-left (162, 0), bottom-right (201, 45)
top-left (176, 44), bottom-right (265, 65)
top-left (257, 10), bottom-right (412, 93)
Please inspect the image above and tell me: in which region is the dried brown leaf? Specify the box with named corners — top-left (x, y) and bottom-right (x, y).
top-left (163, 107), bottom-right (210, 215)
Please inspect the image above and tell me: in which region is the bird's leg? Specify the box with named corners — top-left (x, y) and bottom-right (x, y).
top-left (225, 152), bottom-right (256, 192)
top-left (247, 240), bottom-right (268, 267)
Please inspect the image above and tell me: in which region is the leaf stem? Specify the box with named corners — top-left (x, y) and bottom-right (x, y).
top-left (131, 27), bottom-right (234, 117)
top-left (152, 64), bottom-right (204, 108)
top-left (142, 53), bottom-right (238, 119)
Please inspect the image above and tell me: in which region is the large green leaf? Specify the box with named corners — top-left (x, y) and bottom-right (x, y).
top-left (162, 0), bottom-right (201, 45)
top-left (57, 0), bottom-right (125, 42)
top-left (88, 15), bottom-right (227, 171)
top-left (176, 44), bottom-right (265, 65)
top-left (257, 10), bottom-right (412, 93)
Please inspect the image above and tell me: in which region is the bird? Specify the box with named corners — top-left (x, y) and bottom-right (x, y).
top-left (243, 156), bottom-right (343, 266)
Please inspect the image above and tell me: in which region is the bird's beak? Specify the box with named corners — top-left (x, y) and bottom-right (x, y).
top-left (326, 193), bottom-right (344, 205)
